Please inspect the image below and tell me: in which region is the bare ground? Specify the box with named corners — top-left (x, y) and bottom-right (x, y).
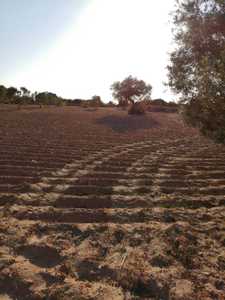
top-left (0, 106), bottom-right (224, 300)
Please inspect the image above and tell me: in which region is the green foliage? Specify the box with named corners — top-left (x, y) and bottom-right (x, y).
top-left (36, 92), bottom-right (58, 105)
top-left (0, 85), bottom-right (65, 107)
top-left (35, 92), bottom-right (65, 106)
top-left (111, 75), bottom-right (152, 107)
top-left (0, 84), bottom-right (105, 107)
top-left (0, 85), bottom-right (34, 105)
top-left (168, 0), bottom-right (225, 142)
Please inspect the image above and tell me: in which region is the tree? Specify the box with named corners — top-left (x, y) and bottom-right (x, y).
top-left (36, 92), bottom-right (62, 106)
top-left (92, 95), bottom-right (102, 103)
top-left (111, 75), bottom-right (152, 107)
top-left (91, 95), bottom-right (103, 106)
top-left (5, 87), bottom-right (19, 103)
top-left (20, 87), bottom-right (30, 97)
top-left (167, 0), bottom-right (225, 141)
top-left (0, 85), bottom-right (7, 103)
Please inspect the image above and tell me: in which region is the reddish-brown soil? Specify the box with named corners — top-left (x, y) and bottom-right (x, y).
top-left (0, 106), bottom-right (224, 300)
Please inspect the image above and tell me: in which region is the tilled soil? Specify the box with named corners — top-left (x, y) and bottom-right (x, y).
top-left (0, 106), bottom-right (224, 300)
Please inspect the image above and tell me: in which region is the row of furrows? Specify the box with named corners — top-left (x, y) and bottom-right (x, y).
top-left (1, 137), bottom-right (225, 224)
top-left (1, 190), bottom-right (225, 211)
top-left (7, 205), bottom-right (225, 224)
top-left (3, 138), bottom-right (167, 195)
top-left (152, 146), bottom-right (225, 196)
top-left (0, 138), bottom-right (180, 219)
top-left (0, 138), bottom-right (154, 194)
top-left (0, 137), bottom-right (145, 150)
top-left (3, 138), bottom-right (225, 224)
top-left (0, 163), bottom-right (222, 193)
top-left (0, 140), bottom-right (120, 190)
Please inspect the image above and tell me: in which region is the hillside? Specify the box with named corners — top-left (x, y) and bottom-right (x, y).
top-left (0, 106), bottom-right (224, 300)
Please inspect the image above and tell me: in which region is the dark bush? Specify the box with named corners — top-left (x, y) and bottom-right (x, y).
top-left (128, 102), bottom-right (146, 115)
top-left (181, 100), bottom-right (225, 143)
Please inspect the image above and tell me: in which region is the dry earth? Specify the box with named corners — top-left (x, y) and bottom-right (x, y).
top-left (0, 106), bottom-right (224, 300)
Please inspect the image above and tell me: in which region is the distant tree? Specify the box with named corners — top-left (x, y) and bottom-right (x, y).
top-left (16, 87), bottom-right (32, 106)
top-left (106, 101), bottom-right (116, 107)
top-left (6, 87), bottom-right (18, 98)
top-left (20, 87), bottom-right (30, 97)
top-left (36, 92), bottom-right (48, 105)
top-left (111, 75), bottom-right (152, 107)
top-left (92, 95), bottom-right (101, 102)
top-left (36, 92), bottom-right (59, 105)
top-left (6, 87), bottom-right (19, 103)
top-left (167, 0), bottom-right (225, 141)
top-left (35, 91), bottom-right (65, 106)
top-left (32, 91), bottom-right (38, 103)
top-left (56, 97), bottom-right (64, 106)
top-left (0, 85), bottom-right (7, 103)
top-left (69, 99), bottom-right (82, 106)
top-left (91, 95), bottom-right (103, 106)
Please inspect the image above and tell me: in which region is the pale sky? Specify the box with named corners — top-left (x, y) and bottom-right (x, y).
top-left (1, 0), bottom-right (176, 102)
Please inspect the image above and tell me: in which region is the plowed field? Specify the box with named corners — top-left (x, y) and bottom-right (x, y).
top-left (0, 106), bottom-right (224, 300)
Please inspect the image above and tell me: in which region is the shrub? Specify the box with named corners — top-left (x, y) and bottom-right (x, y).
top-left (181, 99), bottom-right (225, 143)
top-left (128, 102), bottom-right (146, 115)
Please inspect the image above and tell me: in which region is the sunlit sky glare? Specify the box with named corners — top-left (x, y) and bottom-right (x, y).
top-left (1, 0), bottom-right (176, 102)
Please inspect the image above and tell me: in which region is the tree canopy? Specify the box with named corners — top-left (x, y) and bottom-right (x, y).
top-left (0, 84), bottom-right (105, 107)
top-left (167, 0), bottom-right (225, 141)
top-left (111, 76), bottom-right (152, 106)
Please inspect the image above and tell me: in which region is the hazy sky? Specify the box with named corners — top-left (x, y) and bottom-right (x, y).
top-left (1, 0), bottom-right (176, 102)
